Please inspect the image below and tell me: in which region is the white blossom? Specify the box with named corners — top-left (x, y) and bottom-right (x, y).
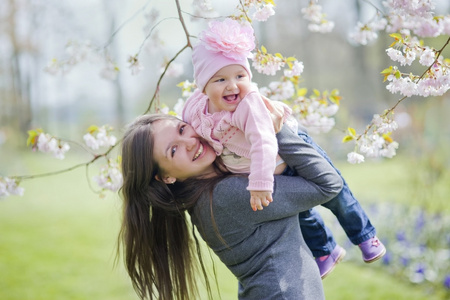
top-left (260, 81), bottom-right (295, 101)
top-left (380, 141), bottom-right (399, 158)
top-left (100, 60), bottom-right (119, 81)
top-left (83, 134), bottom-right (99, 150)
top-left (160, 106), bottom-right (170, 114)
top-left (128, 55), bottom-right (144, 75)
top-left (83, 127), bottom-right (117, 151)
top-left (251, 54), bottom-right (285, 76)
top-left (44, 59), bottom-right (62, 75)
top-left (349, 19), bottom-right (387, 45)
top-left (373, 114), bottom-right (399, 134)
top-left (284, 61), bottom-right (304, 77)
top-left (419, 48), bottom-right (436, 66)
top-left (0, 177), bottom-right (24, 198)
top-left (347, 152), bottom-right (365, 164)
top-left (386, 48), bottom-right (405, 64)
top-left (253, 4), bottom-right (275, 22)
top-left (308, 22), bottom-right (335, 33)
top-left (192, 0), bottom-right (217, 18)
top-left (94, 160), bottom-right (123, 192)
top-left (300, 113), bottom-right (336, 134)
top-left (301, 3), bottom-right (334, 33)
top-left (173, 98), bottom-right (185, 117)
top-left (301, 4), bottom-right (323, 23)
top-left (442, 16), bottom-right (450, 35)
top-left (37, 133), bottom-right (70, 160)
top-left (161, 61), bottom-right (184, 78)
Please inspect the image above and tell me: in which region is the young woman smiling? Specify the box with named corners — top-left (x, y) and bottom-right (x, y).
top-left (119, 113), bottom-right (343, 300)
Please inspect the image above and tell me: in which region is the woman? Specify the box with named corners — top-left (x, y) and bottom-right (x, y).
top-left (119, 114), bottom-right (343, 300)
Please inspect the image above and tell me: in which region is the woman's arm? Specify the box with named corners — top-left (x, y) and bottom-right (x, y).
top-left (211, 125), bottom-right (343, 223)
top-left (276, 124), bottom-right (343, 199)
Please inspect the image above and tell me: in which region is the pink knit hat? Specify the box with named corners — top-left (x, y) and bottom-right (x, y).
top-left (192, 18), bottom-right (255, 91)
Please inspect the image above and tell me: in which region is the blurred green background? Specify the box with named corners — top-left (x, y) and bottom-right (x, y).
top-left (1, 150), bottom-right (449, 299)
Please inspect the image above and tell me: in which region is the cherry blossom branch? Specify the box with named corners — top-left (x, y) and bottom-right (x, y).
top-left (137, 17), bottom-right (179, 56)
top-left (180, 10), bottom-right (218, 21)
top-left (175, 0), bottom-right (193, 48)
top-left (59, 138), bottom-right (96, 156)
top-left (417, 36), bottom-right (450, 81)
top-left (238, 0), bottom-right (252, 22)
top-left (356, 36), bottom-right (450, 141)
top-left (4, 0), bottom-right (194, 195)
top-left (14, 155), bottom-right (101, 180)
top-left (143, 0), bottom-right (193, 114)
top-left (143, 44), bottom-right (190, 114)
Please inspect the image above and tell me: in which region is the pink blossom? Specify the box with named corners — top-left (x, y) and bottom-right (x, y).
top-left (199, 18), bottom-right (255, 60)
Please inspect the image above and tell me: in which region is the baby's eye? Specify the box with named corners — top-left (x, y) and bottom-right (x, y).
top-left (216, 78), bottom-right (225, 82)
top-left (179, 124), bottom-right (185, 134)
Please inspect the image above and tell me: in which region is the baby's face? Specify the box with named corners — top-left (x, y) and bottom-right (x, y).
top-left (204, 64), bottom-right (252, 114)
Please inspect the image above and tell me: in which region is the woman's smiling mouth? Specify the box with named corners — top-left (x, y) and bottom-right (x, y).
top-left (193, 143), bottom-right (204, 161)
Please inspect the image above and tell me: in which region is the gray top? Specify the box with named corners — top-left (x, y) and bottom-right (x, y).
top-left (190, 126), bottom-right (343, 299)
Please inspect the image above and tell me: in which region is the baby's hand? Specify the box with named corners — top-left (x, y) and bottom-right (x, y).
top-left (250, 191), bottom-right (273, 211)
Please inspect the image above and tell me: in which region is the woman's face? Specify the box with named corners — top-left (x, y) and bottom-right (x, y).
top-left (152, 118), bottom-right (217, 182)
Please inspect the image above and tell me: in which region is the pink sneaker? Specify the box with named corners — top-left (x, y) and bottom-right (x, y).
top-left (315, 245), bottom-right (346, 279)
top-left (358, 236), bottom-right (386, 263)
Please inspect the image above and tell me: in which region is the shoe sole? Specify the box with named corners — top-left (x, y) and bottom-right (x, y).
top-left (321, 248), bottom-right (346, 280)
top-left (363, 247), bottom-right (387, 263)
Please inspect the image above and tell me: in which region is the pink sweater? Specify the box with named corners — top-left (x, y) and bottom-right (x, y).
top-left (183, 89), bottom-right (281, 192)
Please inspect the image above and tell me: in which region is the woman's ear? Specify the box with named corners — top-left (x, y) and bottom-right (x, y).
top-left (155, 174), bottom-right (176, 184)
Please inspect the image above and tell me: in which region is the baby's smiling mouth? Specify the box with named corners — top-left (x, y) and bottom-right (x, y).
top-left (193, 143), bottom-right (204, 161)
top-left (223, 94), bottom-right (238, 102)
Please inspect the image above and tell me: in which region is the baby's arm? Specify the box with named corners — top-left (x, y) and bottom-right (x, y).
top-left (232, 92), bottom-right (279, 209)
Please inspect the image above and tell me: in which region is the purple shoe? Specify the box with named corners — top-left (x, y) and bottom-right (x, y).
top-left (315, 245), bottom-right (346, 279)
top-left (359, 236), bottom-right (386, 263)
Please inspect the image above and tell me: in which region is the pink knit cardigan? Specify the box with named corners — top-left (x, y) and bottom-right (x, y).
top-left (182, 89), bottom-right (284, 192)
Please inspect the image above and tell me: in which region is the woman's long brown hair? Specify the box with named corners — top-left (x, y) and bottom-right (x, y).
top-left (118, 114), bottom-right (225, 300)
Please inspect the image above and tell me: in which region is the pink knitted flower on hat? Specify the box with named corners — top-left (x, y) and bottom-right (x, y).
top-left (199, 18), bottom-right (255, 61)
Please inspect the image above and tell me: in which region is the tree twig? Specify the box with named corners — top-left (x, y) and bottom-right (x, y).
top-left (357, 36), bottom-right (450, 141)
top-left (103, 0), bottom-right (152, 49)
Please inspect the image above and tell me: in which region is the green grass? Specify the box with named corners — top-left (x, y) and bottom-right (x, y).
top-left (1, 151), bottom-right (449, 299)
top-left (323, 263), bottom-right (447, 300)
top-left (334, 156), bottom-right (450, 214)
top-left (1, 156), bottom-right (136, 299)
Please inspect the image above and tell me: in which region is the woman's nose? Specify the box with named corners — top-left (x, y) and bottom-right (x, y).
top-left (183, 136), bottom-right (196, 151)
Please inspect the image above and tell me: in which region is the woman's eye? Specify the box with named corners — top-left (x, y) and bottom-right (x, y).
top-left (171, 146), bottom-right (177, 157)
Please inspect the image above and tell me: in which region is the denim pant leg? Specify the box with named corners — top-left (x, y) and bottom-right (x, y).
top-left (282, 166), bottom-right (336, 257)
top-left (298, 208), bottom-right (337, 257)
top-left (298, 131), bottom-right (377, 245)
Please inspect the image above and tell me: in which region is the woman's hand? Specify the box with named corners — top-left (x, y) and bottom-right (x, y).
top-left (261, 95), bottom-right (284, 133)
